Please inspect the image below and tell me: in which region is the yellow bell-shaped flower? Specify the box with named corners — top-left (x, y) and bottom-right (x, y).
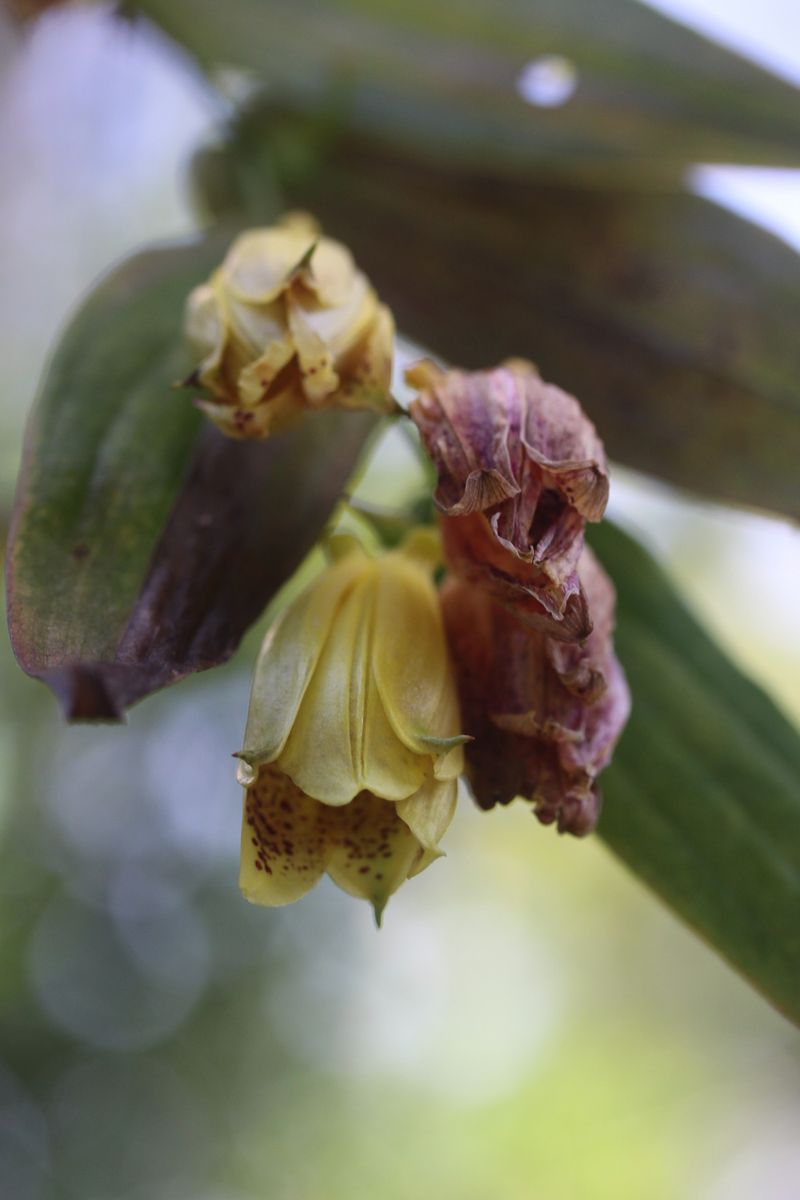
top-left (236, 531), bottom-right (466, 921)
top-left (184, 212), bottom-right (395, 439)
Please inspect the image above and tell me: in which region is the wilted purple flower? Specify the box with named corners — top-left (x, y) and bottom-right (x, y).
top-left (441, 540), bottom-right (629, 836)
top-left (409, 358), bottom-right (608, 640)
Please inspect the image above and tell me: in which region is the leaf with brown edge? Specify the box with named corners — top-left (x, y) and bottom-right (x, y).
top-left (589, 520), bottom-right (800, 1027)
top-left (6, 234), bottom-right (379, 720)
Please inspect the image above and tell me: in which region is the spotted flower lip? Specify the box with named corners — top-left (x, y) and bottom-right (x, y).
top-left (441, 545), bottom-right (630, 837)
top-left (184, 212), bottom-right (396, 439)
top-left (236, 530), bottom-right (466, 921)
top-left (408, 358), bottom-right (608, 636)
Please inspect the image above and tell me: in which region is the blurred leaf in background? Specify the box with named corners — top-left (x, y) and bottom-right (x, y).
top-left (137, 0), bottom-right (800, 176)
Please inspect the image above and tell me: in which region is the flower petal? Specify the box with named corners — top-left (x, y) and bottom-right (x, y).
top-left (298, 235), bottom-right (360, 307)
top-left (408, 359), bottom-right (523, 516)
top-left (224, 223), bottom-right (318, 303)
top-left (440, 511), bottom-right (591, 640)
top-left (325, 791), bottom-right (428, 924)
top-left (277, 570), bottom-right (379, 804)
top-left (240, 549), bottom-right (369, 769)
top-left (240, 763), bottom-right (333, 906)
top-left (286, 300), bottom-right (341, 404)
top-left (185, 280), bottom-right (225, 383)
top-left (370, 550), bottom-right (465, 771)
top-left (396, 775), bottom-right (458, 852)
top-left (440, 547), bottom-right (630, 836)
top-left (334, 303), bottom-right (395, 409)
top-left (184, 214), bottom-right (395, 439)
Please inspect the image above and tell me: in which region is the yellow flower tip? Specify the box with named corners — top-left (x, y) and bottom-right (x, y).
top-left (373, 900), bottom-right (386, 928)
top-left (184, 214), bottom-right (395, 439)
top-left (404, 357), bottom-right (445, 392)
top-left (286, 237), bottom-right (319, 281)
top-left (394, 526), bottom-right (443, 573)
top-left (237, 538), bottom-right (464, 911)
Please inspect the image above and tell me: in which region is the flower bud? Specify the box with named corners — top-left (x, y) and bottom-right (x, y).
top-left (408, 359), bottom-right (608, 639)
top-left (236, 530), bottom-right (466, 920)
top-left (184, 213), bottom-right (395, 438)
top-left (441, 545), bottom-right (630, 836)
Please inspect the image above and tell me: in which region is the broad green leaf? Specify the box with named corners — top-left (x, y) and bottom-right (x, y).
top-left (6, 234), bottom-right (378, 720)
top-left (589, 520), bottom-right (800, 1025)
top-left (137, 0), bottom-right (800, 175)
top-left (265, 133), bottom-right (800, 518)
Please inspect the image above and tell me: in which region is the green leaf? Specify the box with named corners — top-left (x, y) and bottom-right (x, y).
top-left (6, 234), bottom-right (378, 720)
top-left (137, 0), bottom-right (800, 174)
top-left (589, 520), bottom-right (800, 1025)
top-left (269, 135), bottom-right (800, 519)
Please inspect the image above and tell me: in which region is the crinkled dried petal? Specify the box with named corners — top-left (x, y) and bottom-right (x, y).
top-left (410, 359), bottom-right (607, 530)
top-left (441, 546), bottom-right (630, 837)
top-left (440, 512), bottom-right (591, 641)
top-left (408, 359), bottom-right (522, 516)
top-left (409, 359), bottom-right (608, 626)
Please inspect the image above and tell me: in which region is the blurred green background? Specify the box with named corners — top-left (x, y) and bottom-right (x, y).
top-left (1, 4), bottom-right (799, 1198)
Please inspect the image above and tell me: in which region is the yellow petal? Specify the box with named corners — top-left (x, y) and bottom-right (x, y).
top-left (297, 235), bottom-right (359, 306)
top-left (223, 227), bottom-right (317, 303)
top-left (237, 338), bottom-right (297, 409)
top-left (404, 358), bottom-right (446, 392)
top-left (286, 300), bottom-right (340, 404)
top-left (185, 280), bottom-right (225, 385)
top-left (326, 791), bottom-right (427, 925)
top-left (241, 550), bottom-right (369, 768)
top-left (278, 563), bottom-right (428, 805)
top-left (371, 551), bottom-right (464, 776)
top-left (396, 775), bottom-right (458, 852)
top-left (334, 303), bottom-right (395, 411)
top-left (240, 764), bottom-right (333, 906)
top-left (295, 272), bottom-right (375, 360)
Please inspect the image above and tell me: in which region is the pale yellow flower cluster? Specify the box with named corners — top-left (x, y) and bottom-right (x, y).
top-left (184, 213), bottom-right (395, 438)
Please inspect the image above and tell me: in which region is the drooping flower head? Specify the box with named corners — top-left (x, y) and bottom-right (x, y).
top-left (236, 530), bottom-right (466, 921)
top-left (185, 213), bottom-right (395, 438)
top-left (408, 359), bottom-right (609, 640)
top-left (407, 358), bottom-right (628, 835)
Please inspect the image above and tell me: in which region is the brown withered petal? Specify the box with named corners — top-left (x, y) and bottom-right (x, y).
top-left (441, 546), bottom-right (630, 837)
top-left (409, 359), bottom-right (608, 635)
top-left (440, 510), bottom-right (591, 641)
